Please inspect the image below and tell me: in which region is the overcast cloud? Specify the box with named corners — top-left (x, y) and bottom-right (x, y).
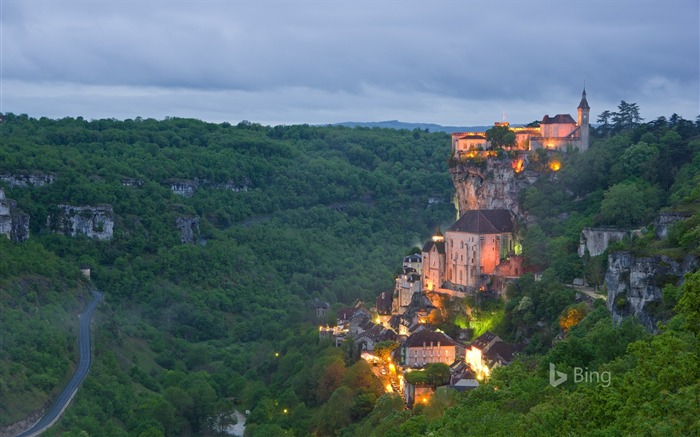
top-left (2, 0), bottom-right (698, 126)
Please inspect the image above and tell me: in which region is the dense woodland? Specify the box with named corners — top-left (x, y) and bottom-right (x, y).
top-left (1, 107), bottom-right (699, 436)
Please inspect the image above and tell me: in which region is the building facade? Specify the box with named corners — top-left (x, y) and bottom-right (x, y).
top-left (451, 89), bottom-right (590, 157)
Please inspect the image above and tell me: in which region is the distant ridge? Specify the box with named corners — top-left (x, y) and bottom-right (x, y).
top-left (330, 120), bottom-right (495, 134)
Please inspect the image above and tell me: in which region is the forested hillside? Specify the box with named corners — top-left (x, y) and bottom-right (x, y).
top-left (1, 110), bottom-right (699, 437)
top-left (0, 115), bottom-right (454, 435)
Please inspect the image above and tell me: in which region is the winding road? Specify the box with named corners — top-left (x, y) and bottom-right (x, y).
top-left (15, 290), bottom-right (103, 437)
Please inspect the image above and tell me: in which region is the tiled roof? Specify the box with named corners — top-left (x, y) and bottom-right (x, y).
top-left (578, 89), bottom-right (590, 110)
top-left (471, 331), bottom-right (500, 350)
top-left (405, 330), bottom-right (456, 348)
top-left (485, 341), bottom-right (518, 364)
top-left (541, 114), bottom-right (576, 125)
top-left (337, 307), bottom-right (356, 321)
top-left (422, 239), bottom-right (446, 254)
top-left (447, 210), bottom-right (514, 234)
top-left (376, 292), bottom-right (392, 315)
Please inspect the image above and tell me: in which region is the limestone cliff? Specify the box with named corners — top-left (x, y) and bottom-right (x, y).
top-left (51, 205), bottom-right (114, 240)
top-left (0, 188), bottom-right (30, 242)
top-left (175, 216), bottom-right (200, 244)
top-left (606, 251), bottom-right (698, 332)
top-left (0, 172), bottom-right (55, 188)
top-left (449, 156), bottom-right (534, 219)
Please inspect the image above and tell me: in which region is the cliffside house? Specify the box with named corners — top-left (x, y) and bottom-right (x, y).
top-left (403, 329), bottom-right (457, 368)
top-left (451, 89), bottom-right (590, 157)
top-left (422, 229), bottom-right (446, 292)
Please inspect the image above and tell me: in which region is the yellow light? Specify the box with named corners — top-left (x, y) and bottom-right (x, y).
top-left (549, 160), bottom-right (561, 171)
top-left (385, 384), bottom-right (393, 393)
top-left (319, 326), bottom-right (322, 331)
top-left (275, 352), bottom-right (279, 357)
top-left (389, 363), bottom-right (396, 373)
top-left (283, 408), bottom-right (288, 414)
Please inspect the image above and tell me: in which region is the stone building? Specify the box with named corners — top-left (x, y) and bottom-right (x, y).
top-left (451, 89), bottom-right (590, 156)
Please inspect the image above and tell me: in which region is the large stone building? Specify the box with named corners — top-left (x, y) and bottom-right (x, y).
top-left (422, 209), bottom-right (517, 292)
top-left (451, 89), bottom-right (590, 156)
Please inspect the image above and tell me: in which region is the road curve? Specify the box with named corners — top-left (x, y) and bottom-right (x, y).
top-left (15, 290), bottom-right (103, 437)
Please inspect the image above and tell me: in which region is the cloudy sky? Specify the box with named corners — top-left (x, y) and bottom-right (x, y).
top-left (2, 0), bottom-right (698, 126)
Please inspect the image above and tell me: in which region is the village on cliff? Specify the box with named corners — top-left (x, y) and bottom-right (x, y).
top-left (318, 90), bottom-right (600, 407)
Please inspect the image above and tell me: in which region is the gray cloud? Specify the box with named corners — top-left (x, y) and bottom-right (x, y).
top-left (2, 1), bottom-right (698, 125)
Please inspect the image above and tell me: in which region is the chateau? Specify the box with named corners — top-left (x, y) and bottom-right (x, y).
top-left (451, 89), bottom-right (590, 156)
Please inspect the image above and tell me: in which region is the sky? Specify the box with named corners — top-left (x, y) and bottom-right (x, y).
top-left (2, 0), bottom-right (699, 126)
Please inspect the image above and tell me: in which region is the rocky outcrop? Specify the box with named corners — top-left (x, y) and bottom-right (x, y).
top-left (450, 156), bottom-right (533, 220)
top-left (578, 228), bottom-right (629, 257)
top-left (606, 251), bottom-right (698, 332)
top-left (0, 172), bottom-right (55, 188)
top-left (654, 212), bottom-right (690, 239)
top-left (166, 178), bottom-right (251, 197)
top-left (0, 188), bottom-right (30, 242)
top-left (51, 205), bottom-right (114, 240)
top-left (121, 178), bottom-right (144, 188)
top-left (167, 179), bottom-right (198, 197)
top-left (175, 216), bottom-right (200, 244)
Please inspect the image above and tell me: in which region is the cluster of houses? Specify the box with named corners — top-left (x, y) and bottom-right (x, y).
top-left (317, 244), bottom-right (519, 407)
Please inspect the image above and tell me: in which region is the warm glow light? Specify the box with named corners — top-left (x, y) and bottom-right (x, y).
top-left (549, 160), bottom-right (561, 171)
top-left (275, 352), bottom-right (280, 357)
top-left (466, 346), bottom-right (490, 380)
top-left (422, 397), bottom-right (428, 404)
top-left (389, 363), bottom-right (396, 373)
top-left (283, 408), bottom-right (288, 414)
top-left (385, 384), bottom-right (393, 393)
top-left (511, 159), bottom-right (524, 173)
top-left (319, 326), bottom-right (323, 331)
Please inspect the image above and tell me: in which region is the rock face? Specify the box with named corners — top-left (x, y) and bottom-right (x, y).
top-left (175, 216), bottom-right (200, 244)
top-left (450, 157), bottom-right (533, 220)
top-left (166, 178), bottom-right (251, 197)
top-left (654, 212), bottom-right (690, 239)
top-left (578, 228), bottom-right (629, 257)
top-left (0, 172), bottom-right (55, 187)
top-left (606, 251), bottom-right (698, 332)
top-left (52, 205), bottom-right (114, 240)
top-left (0, 188), bottom-right (30, 242)
top-left (168, 180), bottom-right (198, 197)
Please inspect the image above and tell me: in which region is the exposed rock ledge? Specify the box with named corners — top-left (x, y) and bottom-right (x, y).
top-left (606, 251), bottom-right (698, 332)
top-left (50, 205), bottom-right (115, 240)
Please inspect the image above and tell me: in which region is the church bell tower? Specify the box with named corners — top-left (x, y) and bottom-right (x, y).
top-left (577, 88), bottom-right (590, 151)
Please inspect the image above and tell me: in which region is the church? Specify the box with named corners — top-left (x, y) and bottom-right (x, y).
top-left (422, 209), bottom-right (517, 293)
top-left (451, 89), bottom-right (590, 156)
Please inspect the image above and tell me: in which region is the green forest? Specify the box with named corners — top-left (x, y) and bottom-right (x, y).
top-left (1, 108), bottom-right (699, 436)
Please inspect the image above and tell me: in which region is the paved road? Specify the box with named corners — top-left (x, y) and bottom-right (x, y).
top-left (16, 290), bottom-right (103, 437)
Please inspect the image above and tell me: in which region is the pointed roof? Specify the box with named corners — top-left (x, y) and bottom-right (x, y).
top-left (446, 210), bottom-right (514, 235)
top-left (578, 88), bottom-right (590, 110)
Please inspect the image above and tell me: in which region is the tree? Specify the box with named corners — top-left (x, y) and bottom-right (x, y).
top-left (374, 340), bottom-right (399, 363)
top-left (599, 182), bottom-right (660, 227)
top-left (485, 125), bottom-right (516, 149)
top-left (611, 101), bottom-right (643, 132)
top-left (597, 110), bottom-right (613, 136)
